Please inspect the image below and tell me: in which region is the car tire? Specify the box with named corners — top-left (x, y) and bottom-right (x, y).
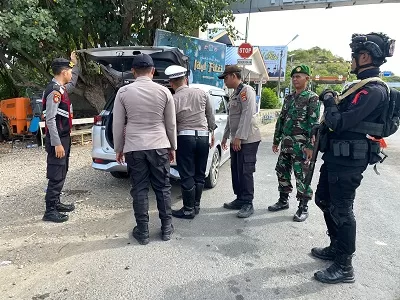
top-left (110, 171), bottom-right (129, 179)
top-left (205, 148), bottom-right (220, 188)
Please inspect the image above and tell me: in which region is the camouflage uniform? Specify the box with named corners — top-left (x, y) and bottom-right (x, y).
top-left (273, 89), bottom-right (320, 200)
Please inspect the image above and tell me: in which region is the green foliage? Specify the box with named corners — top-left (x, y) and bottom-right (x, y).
top-left (261, 87), bottom-right (280, 109)
top-left (0, 0), bottom-right (238, 99)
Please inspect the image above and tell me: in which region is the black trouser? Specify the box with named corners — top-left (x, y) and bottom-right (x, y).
top-left (315, 162), bottom-right (367, 255)
top-left (176, 135), bottom-right (209, 190)
top-left (230, 141), bottom-right (260, 204)
top-left (45, 135), bottom-right (71, 208)
top-left (125, 149), bottom-right (172, 225)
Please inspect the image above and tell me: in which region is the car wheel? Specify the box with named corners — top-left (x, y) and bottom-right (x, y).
top-left (110, 171), bottom-right (129, 179)
top-left (205, 149), bottom-right (220, 188)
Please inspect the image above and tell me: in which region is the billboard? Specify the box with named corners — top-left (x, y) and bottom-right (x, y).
top-left (258, 46), bottom-right (288, 81)
top-left (154, 29), bottom-right (226, 88)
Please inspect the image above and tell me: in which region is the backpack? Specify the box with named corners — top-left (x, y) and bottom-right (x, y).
top-left (382, 86), bottom-right (400, 137)
top-left (338, 77), bottom-right (400, 138)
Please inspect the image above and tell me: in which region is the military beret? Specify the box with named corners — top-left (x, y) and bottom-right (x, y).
top-left (218, 65), bottom-right (242, 79)
top-left (132, 53), bottom-right (154, 68)
top-left (291, 64), bottom-right (311, 77)
top-left (51, 58), bottom-right (74, 73)
top-left (165, 65), bottom-right (187, 79)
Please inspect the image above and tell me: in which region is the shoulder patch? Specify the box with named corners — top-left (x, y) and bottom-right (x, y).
top-left (53, 91), bottom-right (61, 103)
top-left (240, 91), bottom-right (247, 101)
top-left (351, 90), bottom-right (368, 105)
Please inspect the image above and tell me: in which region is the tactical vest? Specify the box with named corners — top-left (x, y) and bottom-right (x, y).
top-left (42, 81), bottom-right (73, 137)
top-left (322, 82), bottom-right (386, 167)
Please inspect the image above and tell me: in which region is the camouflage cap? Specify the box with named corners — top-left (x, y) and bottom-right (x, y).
top-left (290, 64), bottom-right (311, 77)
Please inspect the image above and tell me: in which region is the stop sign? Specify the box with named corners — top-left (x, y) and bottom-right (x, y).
top-left (238, 43), bottom-right (253, 59)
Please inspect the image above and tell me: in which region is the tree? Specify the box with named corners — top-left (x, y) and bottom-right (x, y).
top-left (0, 0), bottom-right (238, 112)
top-left (261, 87), bottom-right (280, 109)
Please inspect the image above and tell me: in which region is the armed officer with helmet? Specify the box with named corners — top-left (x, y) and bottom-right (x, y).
top-left (311, 32), bottom-right (395, 284)
top-left (164, 65), bottom-right (216, 219)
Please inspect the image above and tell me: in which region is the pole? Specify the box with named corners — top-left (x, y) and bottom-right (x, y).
top-left (289, 55), bottom-right (294, 93)
top-left (244, 0), bottom-right (252, 43)
top-left (277, 49), bottom-right (283, 98)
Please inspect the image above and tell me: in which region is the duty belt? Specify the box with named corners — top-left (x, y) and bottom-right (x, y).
top-left (178, 130), bottom-right (209, 137)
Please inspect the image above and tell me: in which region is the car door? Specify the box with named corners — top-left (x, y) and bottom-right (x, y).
top-left (208, 90), bottom-right (230, 163)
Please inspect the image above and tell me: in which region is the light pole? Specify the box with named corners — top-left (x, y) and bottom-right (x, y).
top-left (288, 54), bottom-right (294, 93)
top-left (277, 34), bottom-right (299, 98)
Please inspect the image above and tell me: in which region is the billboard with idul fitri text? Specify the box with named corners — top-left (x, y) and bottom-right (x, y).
top-left (154, 29), bottom-right (226, 88)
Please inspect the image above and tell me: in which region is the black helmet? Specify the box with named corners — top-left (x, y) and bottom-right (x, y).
top-left (350, 32), bottom-right (395, 65)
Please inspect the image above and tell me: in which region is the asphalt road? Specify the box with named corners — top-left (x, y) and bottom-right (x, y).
top-left (1, 128), bottom-right (399, 300)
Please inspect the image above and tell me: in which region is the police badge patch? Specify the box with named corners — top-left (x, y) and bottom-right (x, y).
top-left (240, 91), bottom-right (247, 101)
top-left (53, 92), bottom-right (61, 103)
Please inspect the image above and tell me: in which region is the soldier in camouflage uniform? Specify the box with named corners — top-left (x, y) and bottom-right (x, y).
top-left (268, 65), bottom-right (320, 222)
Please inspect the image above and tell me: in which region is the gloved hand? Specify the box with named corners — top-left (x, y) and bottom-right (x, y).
top-left (319, 89), bottom-right (337, 106)
top-left (319, 89), bottom-right (335, 101)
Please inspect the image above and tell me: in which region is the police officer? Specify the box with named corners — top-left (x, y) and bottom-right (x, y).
top-left (312, 32), bottom-right (395, 284)
top-left (113, 54), bottom-right (177, 245)
top-left (42, 52), bottom-right (79, 223)
top-left (165, 65), bottom-right (216, 219)
top-left (220, 65), bottom-right (261, 218)
top-left (268, 65), bottom-right (320, 222)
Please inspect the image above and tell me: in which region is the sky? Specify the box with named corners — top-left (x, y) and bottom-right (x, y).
top-left (233, 3), bottom-right (400, 75)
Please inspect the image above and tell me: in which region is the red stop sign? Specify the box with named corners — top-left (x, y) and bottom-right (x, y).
top-left (238, 43), bottom-right (253, 59)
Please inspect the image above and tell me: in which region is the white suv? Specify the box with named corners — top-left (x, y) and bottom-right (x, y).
top-left (87, 47), bottom-right (230, 188)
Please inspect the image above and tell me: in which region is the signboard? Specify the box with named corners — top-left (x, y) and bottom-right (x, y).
top-left (258, 46), bottom-right (288, 82)
top-left (254, 79), bottom-right (267, 84)
top-left (238, 43), bottom-right (253, 59)
top-left (382, 71), bottom-right (392, 77)
top-left (237, 58), bottom-right (252, 65)
top-left (154, 29), bottom-right (226, 88)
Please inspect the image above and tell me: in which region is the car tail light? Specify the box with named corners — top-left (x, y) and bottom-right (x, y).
top-left (93, 158), bottom-right (104, 163)
top-left (94, 115), bottom-right (102, 126)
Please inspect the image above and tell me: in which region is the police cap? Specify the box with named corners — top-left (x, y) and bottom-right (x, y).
top-left (218, 65), bottom-right (242, 79)
top-left (132, 53), bottom-right (154, 69)
top-left (165, 65), bottom-right (187, 79)
top-left (51, 58), bottom-right (74, 74)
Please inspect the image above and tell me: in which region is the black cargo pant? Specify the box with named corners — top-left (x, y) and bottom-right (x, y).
top-left (45, 135), bottom-right (71, 207)
top-left (230, 141), bottom-right (260, 204)
top-left (125, 149), bottom-right (172, 226)
top-left (176, 134), bottom-right (209, 190)
top-left (315, 162), bottom-right (367, 255)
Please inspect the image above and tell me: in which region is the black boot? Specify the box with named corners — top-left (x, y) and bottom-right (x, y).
top-left (132, 223), bottom-right (149, 245)
top-left (161, 219), bottom-right (174, 241)
top-left (194, 183), bottom-right (204, 215)
top-left (268, 192), bottom-right (289, 211)
top-left (237, 203), bottom-right (254, 218)
top-left (55, 202), bottom-right (75, 212)
top-left (223, 199), bottom-right (245, 210)
top-left (311, 239), bottom-right (337, 261)
top-left (43, 202), bottom-right (68, 223)
top-left (314, 254), bottom-right (355, 284)
top-left (172, 187), bottom-right (195, 219)
top-left (293, 199), bottom-right (309, 222)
